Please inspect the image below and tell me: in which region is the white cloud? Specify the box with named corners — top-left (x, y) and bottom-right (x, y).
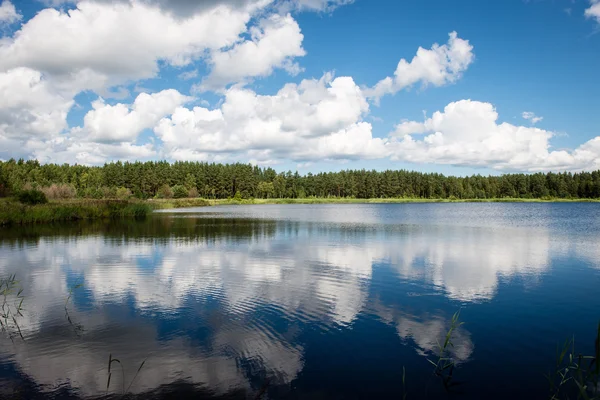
top-left (585, 0), bottom-right (600, 24)
top-left (291, 0), bottom-right (353, 12)
top-left (0, 0), bottom-right (263, 93)
top-left (178, 69), bottom-right (198, 80)
top-left (20, 89), bottom-right (191, 164)
top-left (0, 0), bottom-right (20, 24)
top-left (522, 111), bottom-right (543, 125)
top-left (389, 99), bottom-right (600, 171)
top-left (0, 67), bottom-right (73, 142)
top-left (365, 32), bottom-right (474, 104)
top-left (40, 0), bottom-right (353, 16)
top-left (156, 73), bottom-right (387, 162)
top-left (199, 13), bottom-right (305, 90)
top-left (28, 136), bottom-right (156, 165)
top-left (76, 89), bottom-right (190, 143)
top-left (0, 0), bottom-right (360, 164)
top-left (3, 0), bottom-right (596, 172)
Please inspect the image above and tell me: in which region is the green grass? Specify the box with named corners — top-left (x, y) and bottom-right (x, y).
top-left (147, 198), bottom-right (211, 209)
top-left (191, 197), bottom-right (600, 206)
top-left (0, 198), bottom-right (152, 226)
top-left (2, 195), bottom-right (598, 226)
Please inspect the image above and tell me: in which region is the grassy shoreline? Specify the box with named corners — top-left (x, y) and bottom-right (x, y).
top-left (2, 196), bottom-right (599, 226)
top-left (0, 198), bottom-right (151, 226)
top-left (153, 197), bottom-right (600, 208)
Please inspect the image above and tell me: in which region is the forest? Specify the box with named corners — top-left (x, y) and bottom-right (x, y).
top-left (1, 158), bottom-right (600, 200)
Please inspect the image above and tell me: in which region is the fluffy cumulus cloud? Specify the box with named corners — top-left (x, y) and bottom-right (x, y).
top-left (0, 68), bottom-right (73, 158)
top-left (0, 0), bottom-right (262, 93)
top-left (0, 0), bottom-right (20, 24)
top-left (585, 0), bottom-right (600, 24)
top-left (155, 73), bottom-right (387, 162)
top-left (2, 0), bottom-right (599, 172)
top-left (28, 136), bottom-right (156, 165)
top-left (365, 32), bottom-right (474, 104)
top-left (389, 100), bottom-right (600, 171)
top-left (75, 89), bottom-right (190, 143)
top-left (0, 68), bottom-right (72, 139)
top-left (200, 13), bottom-right (305, 90)
top-left (24, 90), bottom-right (192, 163)
top-left (0, 0), bottom-right (332, 163)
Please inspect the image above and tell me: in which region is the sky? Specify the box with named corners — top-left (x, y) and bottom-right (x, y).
top-left (0, 0), bottom-right (599, 175)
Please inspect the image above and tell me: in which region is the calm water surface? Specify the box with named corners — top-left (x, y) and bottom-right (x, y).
top-left (0, 203), bottom-right (599, 399)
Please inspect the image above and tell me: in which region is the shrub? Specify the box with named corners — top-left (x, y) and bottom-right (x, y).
top-left (21, 182), bottom-right (35, 191)
top-left (172, 185), bottom-right (188, 199)
top-left (42, 183), bottom-right (77, 199)
top-left (133, 189), bottom-right (145, 199)
top-left (102, 186), bottom-right (117, 199)
top-left (156, 184), bottom-right (173, 199)
top-left (188, 187), bottom-right (199, 198)
top-left (116, 187), bottom-right (132, 200)
top-left (83, 187), bottom-right (104, 199)
top-left (18, 189), bottom-right (48, 205)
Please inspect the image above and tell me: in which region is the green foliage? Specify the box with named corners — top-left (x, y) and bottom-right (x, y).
top-left (115, 187), bottom-right (132, 200)
top-left (82, 187), bottom-right (104, 199)
top-left (17, 189), bottom-right (48, 205)
top-left (156, 184), bottom-right (173, 199)
top-left (426, 310), bottom-right (464, 392)
top-left (184, 173), bottom-right (196, 190)
top-left (148, 198), bottom-right (211, 209)
top-left (0, 200), bottom-right (151, 226)
top-left (257, 181), bottom-right (275, 199)
top-left (548, 322), bottom-right (600, 400)
top-left (172, 184), bottom-right (188, 199)
top-left (102, 186), bottom-right (117, 198)
top-left (2, 158), bottom-right (600, 201)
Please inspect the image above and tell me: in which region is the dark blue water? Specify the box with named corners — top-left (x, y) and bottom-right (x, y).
top-left (0, 203), bottom-right (599, 399)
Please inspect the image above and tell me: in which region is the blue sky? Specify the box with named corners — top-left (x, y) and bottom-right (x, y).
top-left (0, 0), bottom-right (599, 175)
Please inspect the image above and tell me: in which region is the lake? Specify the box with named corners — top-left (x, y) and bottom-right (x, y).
top-left (0, 203), bottom-right (599, 399)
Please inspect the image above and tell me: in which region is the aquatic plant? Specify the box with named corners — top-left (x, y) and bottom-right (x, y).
top-left (0, 274), bottom-right (25, 340)
top-left (106, 353), bottom-right (147, 395)
top-left (548, 322), bottom-right (600, 400)
top-left (64, 283), bottom-right (85, 336)
top-left (65, 282), bottom-right (84, 309)
top-left (402, 365), bottom-right (407, 400)
top-left (253, 378), bottom-right (270, 400)
top-left (427, 309), bottom-right (464, 392)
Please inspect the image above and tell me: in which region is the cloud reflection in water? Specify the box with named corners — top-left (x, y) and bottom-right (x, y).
top-left (0, 209), bottom-right (588, 397)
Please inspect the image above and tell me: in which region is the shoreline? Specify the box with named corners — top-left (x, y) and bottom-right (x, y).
top-left (152, 197), bottom-right (600, 208)
top-left (2, 197), bottom-right (599, 226)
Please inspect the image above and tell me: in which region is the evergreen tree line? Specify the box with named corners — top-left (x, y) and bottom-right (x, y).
top-left (1, 158), bottom-right (600, 200)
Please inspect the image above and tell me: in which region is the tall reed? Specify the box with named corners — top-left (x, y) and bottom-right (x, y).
top-left (548, 323), bottom-right (600, 399)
